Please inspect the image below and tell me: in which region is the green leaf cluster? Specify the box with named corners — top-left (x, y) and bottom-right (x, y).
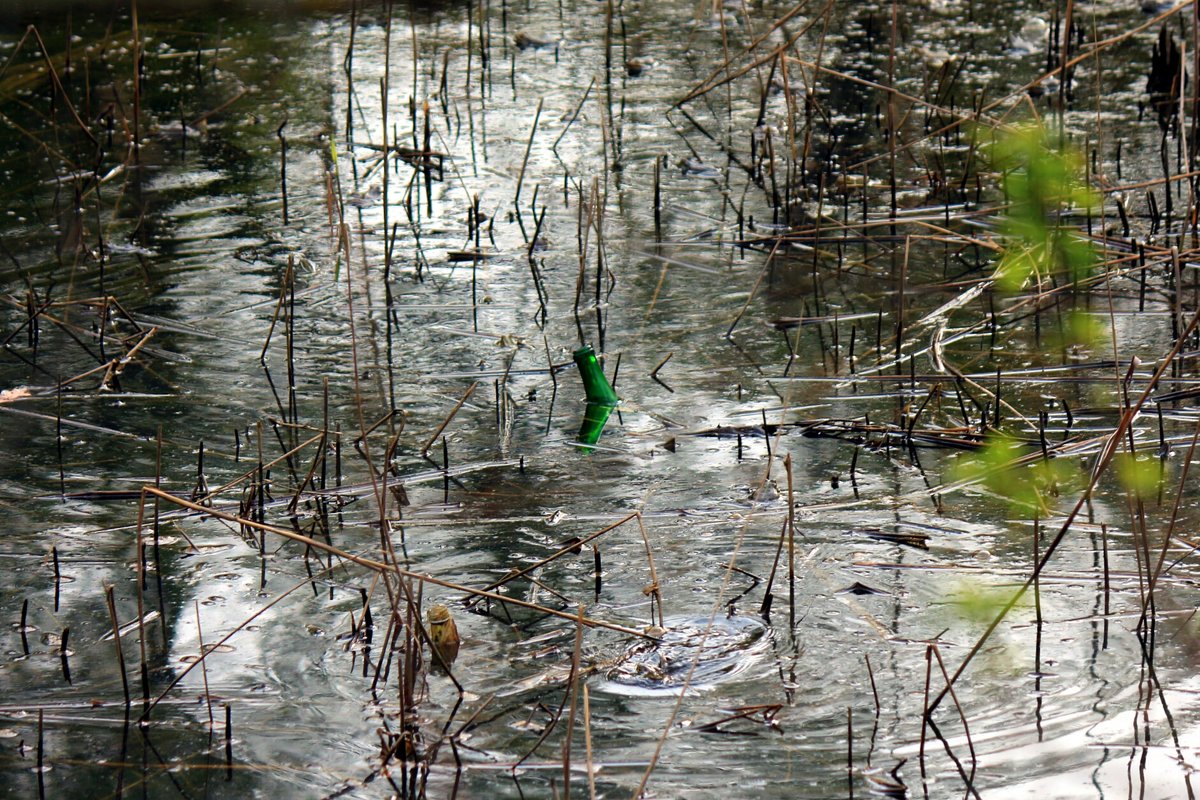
top-left (989, 126), bottom-right (1099, 292)
top-left (951, 433), bottom-right (1078, 516)
top-left (948, 578), bottom-right (1030, 626)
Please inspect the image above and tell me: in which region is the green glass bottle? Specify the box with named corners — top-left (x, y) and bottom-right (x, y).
top-left (572, 345), bottom-right (619, 406)
top-left (576, 401), bottom-right (616, 449)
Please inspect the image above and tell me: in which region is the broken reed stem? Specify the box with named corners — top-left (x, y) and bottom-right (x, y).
top-left (51, 546), bottom-right (60, 613)
top-left (277, 117), bottom-right (289, 225)
top-left (583, 683), bottom-right (597, 800)
top-left (846, 706), bottom-right (854, 799)
top-left (919, 645), bottom-right (932, 786)
top-left (104, 584), bottom-right (130, 706)
top-left (930, 644), bottom-right (978, 789)
top-left (726, 236), bottom-right (789, 337)
top-left (864, 654), bottom-right (880, 717)
top-left (195, 601), bottom-right (215, 733)
top-left (475, 511), bottom-right (640, 596)
top-left (420, 381), bottom-right (479, 457)
top-left (514, 616), bottom-right (588, 772)
top-left (135, 491), bottom-right (150, 718)
top-left (58, 626), bottom-right (71, 684)
top-left (56, 378), bottom-right (63, 498)
top-left (561, 604), bottom-right (585, 798)
top-left (130, 3), bottom-right (139, 160)
top-left (886, 0), bottom-right (898, 235)
top-left (224, 703), bottom-right (233, 780)
top-left (259, 256), bottom-right (293, 364)
top-left (894, 235), bottom-right (910, 366)
top-left (1141, 412), bottom-right (1200, 622)
top-left (653, 155), bottom-right (662, 242)
top-left (785, 453), bottom-right (796, 627)
top-left (153, 426), bottom-right (167, 647)
top-left (649, 351), bottom-right (672, 381)
top-left (382, 2), bottom-right (392, 297)
top-left (514, 97), bottom-right (544, 209)
top-left (19, 599), bottom-right (29, 655)
top-left (636, 513), bottom-right (665, 627)
top-left (759, 516), bottom-right (789, 618)
top-left (37, 708), bottom-right (44, 799)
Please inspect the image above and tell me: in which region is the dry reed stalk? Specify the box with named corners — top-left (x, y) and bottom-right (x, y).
top-left (104, 584), bottom-right (130, 706)
top-left (139, 485), bottom-right (651, 638)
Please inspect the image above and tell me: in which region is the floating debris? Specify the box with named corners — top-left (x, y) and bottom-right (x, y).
top-left (514, 31), bottom-right (556, 50)
top-left (858, 528), bottom-right (931, 550)
top-left (837, 582), bottom-right (889, 596)
top-left (626, 57), bottom-right (655, 77)
top-left (599, 615), bottom-right (771, 695)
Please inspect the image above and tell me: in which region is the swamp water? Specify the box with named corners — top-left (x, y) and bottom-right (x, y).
top-left (3, 0), bottom-right (1200, 797)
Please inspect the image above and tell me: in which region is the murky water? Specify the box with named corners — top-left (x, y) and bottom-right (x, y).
top-left (3, 0), bottom-right (1200, 797)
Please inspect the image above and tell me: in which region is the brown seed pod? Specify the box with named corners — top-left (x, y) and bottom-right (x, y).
top-left (426, 603), bottom-right (461, 668)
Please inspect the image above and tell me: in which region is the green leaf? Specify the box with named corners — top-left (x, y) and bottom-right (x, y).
top-left (1115, 453), bottom-right (1162, 498)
